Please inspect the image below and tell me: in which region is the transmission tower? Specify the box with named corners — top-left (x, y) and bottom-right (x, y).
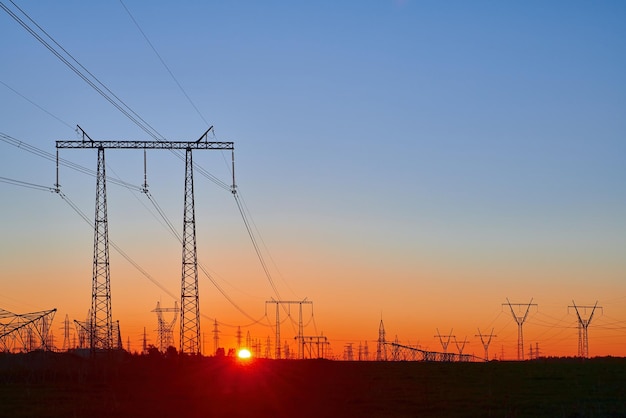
top-left (454, 336), bottom-right (469, 355)
top-left (0, 308), bottom-right (57, 352)
top-left (142, 326), bottom-right (148, 354)
top-left (568, 300), bottom-right (601, 358)
top-left (61, 314), bottom-right (70, 351)
top-left (245, 330), bottom-right (252, 349)
top-left (503, 298), bottom-right (537, 360)
top-left (376, 318), bottom-right (387, 361)
top-left (435, 328), bottom-right (454, 353)
top-left (212, 319), bottom-right (220, 356)
top-left (265, 298), bottom-right (312, 359)
top-left (264, 335), bottom-right (271, 358)
top-left (56, 128), bottom-right (234, 354)
top-left (236, 326), bottom-right (242, 349)
top-left (152, 301), bottom-right (179, 352)
top-left (475, 328), bottom-right (497, 361)
top-left (180, 147), bottom-right (200, 354)
top-left (90, 143), bottom-right (112, 351)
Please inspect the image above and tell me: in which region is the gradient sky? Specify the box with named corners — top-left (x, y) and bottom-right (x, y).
top-left (1, 1), bottom-right (625, 359)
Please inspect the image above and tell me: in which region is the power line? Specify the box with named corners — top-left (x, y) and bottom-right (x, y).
top-left (118, 0), bottom-right (210, 127)
top-left (0, 175), bottom-right (56, 192)
top-left (3, 1), bottom-right (297, 327)
top-left (0, 79), bottom-right (73, 129)
top-left (1, 0), bottom-right (164, 141)
top-left (2, 133), bottom-right (268, 329)
top-left (0, 132), bottom-right (142, 191)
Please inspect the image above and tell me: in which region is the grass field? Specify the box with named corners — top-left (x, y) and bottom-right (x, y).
top-left (1, 352), bottom-right (625, 417)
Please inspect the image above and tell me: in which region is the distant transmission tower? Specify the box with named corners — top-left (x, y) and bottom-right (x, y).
top-left (212, 319), bottom-right (220, 355)
top-left (56, 128), bottom-right (234, 355)
top-left (454, 336), bottom-right (468, 356)
top-left (475, 328), bottom-right (497, 361)
top-left (61, 314), bottom-right (70, 351)
top-left (376, 318), bottom-right (387, 361)
top-left (264, 335), bottom-right (271, 358)
top-left (503, 298), bottom-right (537, 360)
top-left (568, 301), bottom-right (601, 358)
top-left (152, 301), bottom-right (179, 352)
top-left (435, 328), bottom-right (454, 353)
top-left (245, 330), bottom-right (252, 349)
top-left (142, 327), bottom-right (147, 354)
top-left (265, 298), bottom-right (312, 359)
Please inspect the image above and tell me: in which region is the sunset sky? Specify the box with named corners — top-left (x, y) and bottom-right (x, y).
top-left (1, 1), bottom-right (625, 359)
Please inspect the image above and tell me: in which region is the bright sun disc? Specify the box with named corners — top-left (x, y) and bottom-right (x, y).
top-left (237, 348), bottom-right (252, 359)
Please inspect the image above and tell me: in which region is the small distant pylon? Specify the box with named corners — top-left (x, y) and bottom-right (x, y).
top-left (376, 318), bottom-right (387, 361)
top-left (475, 328), bottom-right (497, 361)
top-left (264, 336), bottom-right (271, 358)
top-left (236, 326), bottom-right (242, 349)
top-left (392, 335), bottom-right (400, 360)
top-left (503, 298), bottom-right (537, 360)
top-left (212, 319), bottom-right (220, 356)
top-left (61, 314), bottom-right (70, 351)
top-left (245, 330), bottom-right (252, 349)
top-left (568, 301), bottom-right (601, 358)
top-left (344, 343), bottom-right (354, 361)
top-left (454, 336), bottom-right (468, 356)
top-left (142, 326), bottom-right (148, 354)
top-left (152, 301), bottom-right (179, 352)
top-left (435, 328), bottom-right (454, 353)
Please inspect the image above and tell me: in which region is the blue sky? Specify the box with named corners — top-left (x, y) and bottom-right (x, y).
top-left (1, 1), bottom-right (625, 357)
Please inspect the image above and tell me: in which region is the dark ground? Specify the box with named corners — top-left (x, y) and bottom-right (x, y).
top-left (1, 352), bottom-right (625, 418)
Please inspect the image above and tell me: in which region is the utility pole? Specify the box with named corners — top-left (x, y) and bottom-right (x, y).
top-left (475, 328), bottom-right (497, 361)
top-left (265, 298), bottom-right (312, 359)
top-left (503, 298), bottom-right (537, 360)
top-left (568, 301), bottom-right (601, 358)
top-left (56, 128), bottom-right (234, 354)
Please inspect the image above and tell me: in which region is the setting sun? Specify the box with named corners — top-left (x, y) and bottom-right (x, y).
top-left (237, 348), bottom-right (252, 359)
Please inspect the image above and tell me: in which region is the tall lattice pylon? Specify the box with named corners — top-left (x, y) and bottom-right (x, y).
top-left (180, 148), bottom-right (201, 354)
top-left (90, 146), bottom-right (113, 351)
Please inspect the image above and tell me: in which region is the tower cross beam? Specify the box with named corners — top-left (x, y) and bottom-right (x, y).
top-left (56, 140), bottom-right (233, 150)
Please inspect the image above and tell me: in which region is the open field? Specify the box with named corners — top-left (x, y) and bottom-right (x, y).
top-left (1, 352), bottom-right (625, 417)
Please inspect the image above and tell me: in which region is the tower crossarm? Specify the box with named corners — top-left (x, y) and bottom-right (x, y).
top-left (56, 140), bottom-right (233, 150)
top-left (568, 301), bottom-right (602, 327)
